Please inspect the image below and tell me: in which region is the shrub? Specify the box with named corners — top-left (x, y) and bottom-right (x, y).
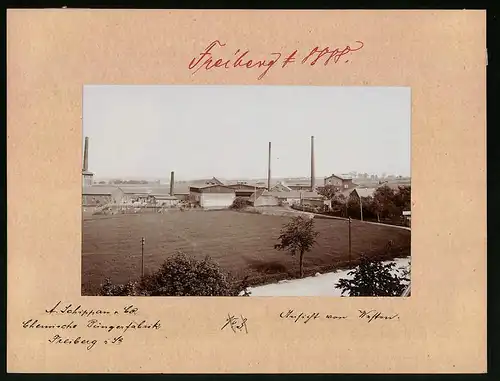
top-left (230, 197), bottom-right (247, 210)
top-left (98, 278), bottom-right (144, 296)
top-left (335, 254), bottom-right (408, 296)
top-left (98, 251), bottom-right (251, 297)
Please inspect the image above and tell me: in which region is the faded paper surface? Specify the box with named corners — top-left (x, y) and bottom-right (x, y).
top-left (7, 10), bottom-right (486, 373)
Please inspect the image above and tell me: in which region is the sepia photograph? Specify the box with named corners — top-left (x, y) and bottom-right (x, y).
top-left (81, 85), bottom-right (411, 297)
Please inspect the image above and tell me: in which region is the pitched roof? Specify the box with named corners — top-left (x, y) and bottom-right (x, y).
top-left (226, 183), bottom-right (266, 190)
top-left (326, 173), bottom-right (352, 181)
top-left (189, 184), bottom-right (235, 192)
top-left (271, 182), bottom-right (293, 191)
top-left (248, 189), bottom-right (266, 202)
top-left (353, 188), bottom-right (376, 198)
top-left (171, 177), bottom-right (225, 194)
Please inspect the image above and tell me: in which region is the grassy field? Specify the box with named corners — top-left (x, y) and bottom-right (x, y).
top-left (81, 210), bottom-right (411, 295)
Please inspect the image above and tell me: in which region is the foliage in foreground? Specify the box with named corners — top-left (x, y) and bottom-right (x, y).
top-left (230, 197), bottom-right (248, 210)
top-left (98, 252), bottom-right (251, 296)
top-left (274, 215), bottom-right (319, 278)
top-left (335, 254), bottom-right (410, 297)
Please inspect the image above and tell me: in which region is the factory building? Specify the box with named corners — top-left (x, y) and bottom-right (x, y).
top-left (82, 186), bottom-right (124, 207)
top-left (226, 183), bottom-right (266, 200)
top-left (153, 195), bottom-right (180, 207)
top-left (249, 190), bottom-right (325, 207)
top-left (189, 185), bottom-right (236, 209)
top-left (324, 174), bottom-right (356, 191)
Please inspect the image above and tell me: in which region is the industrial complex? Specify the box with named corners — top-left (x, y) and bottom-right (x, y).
top-left (82, 135), bottom-right (409, 216)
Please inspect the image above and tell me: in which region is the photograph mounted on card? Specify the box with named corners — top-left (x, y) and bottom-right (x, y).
top-left (7, 10), bottom-right (486, 374)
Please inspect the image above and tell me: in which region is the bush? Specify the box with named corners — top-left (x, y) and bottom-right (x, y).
top-left (230, 197), bottom-right (247, 210)
top-left (98, 278), bottom-right (145, 296)
top-left (335, 254), bottom-right (408, 296)
top-left (98, 251), bottom-right (251, 297)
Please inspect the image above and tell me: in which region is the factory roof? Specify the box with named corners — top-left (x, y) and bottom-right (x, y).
top-left (82, 186), bottom-right (122, 195)
top-left (189, 184), bottom-right (236, 193)
top-left (226, 183), bottom-right (267, 190)
top-left (264, 191), bottom-right (323, 199)
top-left (153, 195), bottom-right (178, 200)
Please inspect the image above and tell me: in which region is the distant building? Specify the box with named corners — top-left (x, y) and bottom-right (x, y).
top-left (324, 174), bottom-right (356, 191)
top-left (189, 185), bottom-right (236, 209)
top-left (82, 170), bottom-right (94, 187)
top-left (269, 181), bottom-right (292, 192)
top-left (248, 189), bottom-right (279, 207)
top-left (82, 186), bottom-right (124, 207)
top-left (403, 210), bottom-right (411, 227)
top-left (153, 195), bottom-right (180, 207)
top-left (226, 183), bottom-right (266, 199)
top-left (170, 177), bottom-right (225, 201)
top-left (351, 188), bottom-right (377, 199)
top-left (250, 190), bottom-right (325, 207)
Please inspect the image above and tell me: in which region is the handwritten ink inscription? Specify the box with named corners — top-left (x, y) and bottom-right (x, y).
top-left (20, 301), bottom-right (162, 351)
top-left (221, 314), bottom-right (248, 334)
top-left (279, 309), bottom-right (400, 323)
top-left (188, 40), bottom-right (365, 80)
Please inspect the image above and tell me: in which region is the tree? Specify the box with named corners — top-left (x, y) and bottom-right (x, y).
top-left (335, 254), bottom-right (407, 296)
top-left (274, 216), bottom-right (319, 278)
top-left (330, 193), bottom-right (347, 216)
top-left (373, 185), bottom-right (398, 220)
top-left (317, 185), bottom-right (337, 200)
top-left (394, 185), bottom-right (411, 211)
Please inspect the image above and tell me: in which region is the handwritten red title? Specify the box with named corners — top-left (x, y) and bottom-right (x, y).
top-left (188, 40), bottom-right (364, 80)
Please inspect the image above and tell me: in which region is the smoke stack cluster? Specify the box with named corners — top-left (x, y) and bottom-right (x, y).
top-left (311, 136), bottom-right (315, 191)
top-left (170, 171), bottom-right (175, 196)
top-left (268, 142), bottom-right (272, 190)
top-left (83, 137), bottom-right (89, 171)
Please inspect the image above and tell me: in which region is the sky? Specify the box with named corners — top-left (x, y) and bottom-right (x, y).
top-left (83, 85), bottom-right (411, 181)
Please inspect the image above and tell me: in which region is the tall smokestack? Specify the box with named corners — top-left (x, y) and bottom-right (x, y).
top-left (83, 137), bottom-right (89, 171)
top-left (311, 136), bottom-right (315, 191)
top-left (268, 142), bottom-right (272, 190)
top-left (170, 171), bottom-right (175, 196)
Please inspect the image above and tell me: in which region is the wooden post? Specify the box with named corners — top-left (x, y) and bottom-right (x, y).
top-left (141, 237), bottom-right (145, 278)
top-left (348, 217), bottom-right (352, 264)
top-left (360, 197), bottom-right (364, 221)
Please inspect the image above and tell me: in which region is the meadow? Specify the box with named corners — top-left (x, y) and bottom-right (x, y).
top-left (81, 210), bottom-right (411, 295)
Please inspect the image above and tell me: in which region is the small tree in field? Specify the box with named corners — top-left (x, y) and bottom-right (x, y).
top-left (335, 254), bottom-right (408, 296)
top-left (274, 216), bottom-right (319, 278)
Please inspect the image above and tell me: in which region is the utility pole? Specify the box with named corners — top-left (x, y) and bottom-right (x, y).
top-left (348, 217), bottom-right (352, 265)
top-left (141, 237), bottom-right (145, 278)
top-left (360, 197), bottom-right (364, 221)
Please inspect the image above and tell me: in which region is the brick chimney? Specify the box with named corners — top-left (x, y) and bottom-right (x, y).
top-left (170, 171), bottom-right (175, 196)
top-left (83, 137), bottom-right (89, 171)
top-left (311, 136), bottom-right (315, 191)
